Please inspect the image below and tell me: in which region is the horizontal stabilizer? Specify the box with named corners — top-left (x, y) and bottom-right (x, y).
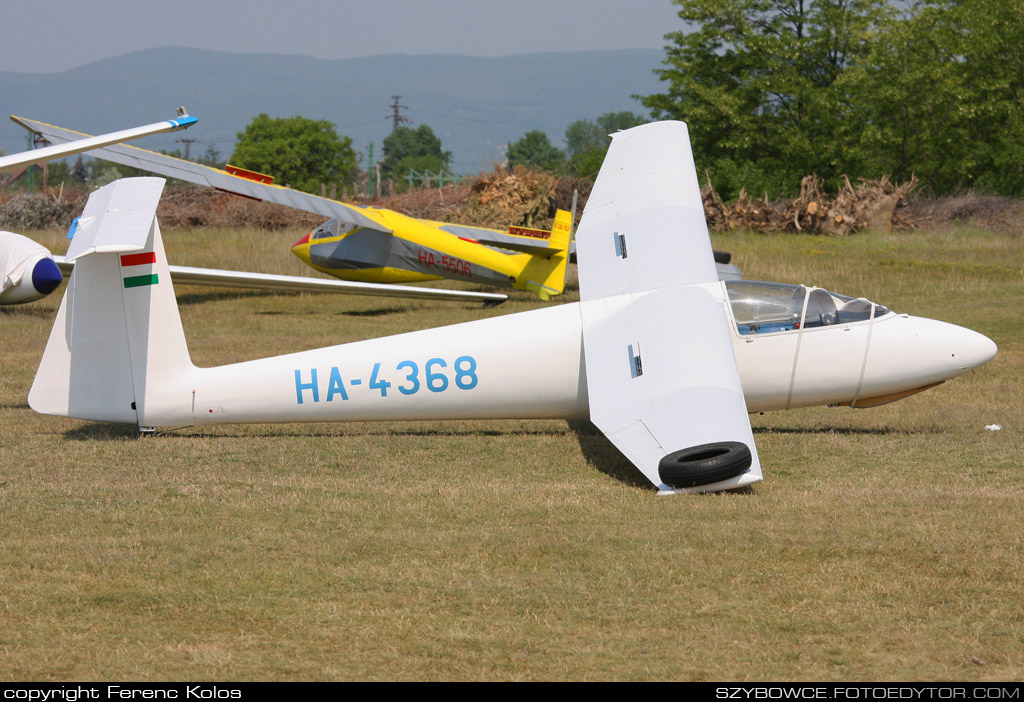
top-left (64, 178), bottom-right (165, 260)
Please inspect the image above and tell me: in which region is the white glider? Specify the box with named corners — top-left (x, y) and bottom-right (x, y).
top-left (28, 122), bottom-right (996, 493)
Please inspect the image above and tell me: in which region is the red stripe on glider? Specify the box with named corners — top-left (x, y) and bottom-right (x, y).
top-left (121, 252), bottom-right (157, 267)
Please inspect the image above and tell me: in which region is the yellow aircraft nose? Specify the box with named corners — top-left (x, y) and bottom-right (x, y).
top-left (291, 231), bottom-right (312, 264)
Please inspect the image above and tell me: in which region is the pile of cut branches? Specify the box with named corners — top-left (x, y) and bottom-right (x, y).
top-left (155, 188), bottom-right (320, 230)
top-left (373, 182), bottom-right (474, 222)
top-left (703, 174), bottom-right (919, 234)
top-left (459, 166), bottom-right (561, 230)
top-left (0, 190), bottom-right (83, 230)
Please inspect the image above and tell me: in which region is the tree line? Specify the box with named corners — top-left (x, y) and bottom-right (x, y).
top-left (217, 0), bottom-right (1024, 201)
top-left (641, 0), bottom-right (1024, 199)
top-left (16, 0), bottom-right (1019, 202)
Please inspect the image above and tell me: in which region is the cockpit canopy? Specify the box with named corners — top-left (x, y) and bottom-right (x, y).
top-left (310, 219), bottom-right (358, 241)
top-left (725, 281), bottom-right (891, 335)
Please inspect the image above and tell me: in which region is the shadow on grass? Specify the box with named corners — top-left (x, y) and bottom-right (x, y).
top-left (0, 305), bottom-right (55, 319)
top-left (176, 290), bottom-right (281, 307)
top-left (753, 425), bottom-right (944, 436)
top-left (339, 306), bottom-right (412, 317)
top-left (63, 421), bottom-right (579, 440)
top-left (58, 419), bottom-right (763, 495)
top-left (151, 425), bottom-right (574, 439)
top-left (64, 423), bottom-right (142, 441)
top-left (258, 301), bottom-right (415, 316)
top-left (566, 419), bottom-right (652, 490)
top-left (565, 419), bottom-right (762, 494)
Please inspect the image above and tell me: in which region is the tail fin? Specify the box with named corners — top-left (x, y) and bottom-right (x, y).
top-left (29, 178), bottom-right (195, 428)
top-left (518, 208), bottom-right (573, 300)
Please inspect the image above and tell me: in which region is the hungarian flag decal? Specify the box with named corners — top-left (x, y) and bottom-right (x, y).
top-left (121, 251), bottom-right (158, 288)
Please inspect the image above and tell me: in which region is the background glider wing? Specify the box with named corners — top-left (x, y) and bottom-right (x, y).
top-left (11, 116), bottom-right (390, 233)
top-left (576, 121), bottom-right (761, 492)
top-left (1, 114), bottom-right (196, 173)
top-left (51, 256), bottom-right (507, 304)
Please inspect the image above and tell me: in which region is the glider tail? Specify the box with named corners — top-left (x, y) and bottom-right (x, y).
top-left (519, 208), bottom-right (573, 301)
top-left (29, 178), bottom-right (195, 429)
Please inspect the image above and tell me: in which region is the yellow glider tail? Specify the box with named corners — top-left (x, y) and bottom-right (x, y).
top-left (514, 209), bottom-right (573, 301)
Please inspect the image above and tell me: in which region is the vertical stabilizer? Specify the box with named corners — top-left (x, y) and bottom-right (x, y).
top-left (519, 208), bottom-right (573, 300)
top-left (29, 178), bottom-right (194, 427)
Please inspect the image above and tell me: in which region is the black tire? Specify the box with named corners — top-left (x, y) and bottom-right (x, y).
top-left (658, 441), bottom-right (752, 488)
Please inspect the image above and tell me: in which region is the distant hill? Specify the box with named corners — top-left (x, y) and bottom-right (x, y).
top-left (0, 47), bottom-right (664, 174)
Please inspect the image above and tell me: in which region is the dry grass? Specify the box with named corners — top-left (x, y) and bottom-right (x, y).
top-left (0, 223), bottom-right (1021, 681)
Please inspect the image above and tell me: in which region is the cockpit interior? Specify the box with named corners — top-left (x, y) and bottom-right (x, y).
top-left (725, 281), bottom-right (891, 336)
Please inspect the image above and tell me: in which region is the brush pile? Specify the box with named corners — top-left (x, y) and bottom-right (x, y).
top-left (459, 166), bottom-right (561, 229)
top-left (374, 182), bottom-right (473, 222)
top-left (703, 174), bottom-right (919, 234)
top-left (0, 170), bottom-right (926, 236)
top-left (155, 188), bottom-right (321, 230)
top-left (0, 191), bottom-right (80, 229)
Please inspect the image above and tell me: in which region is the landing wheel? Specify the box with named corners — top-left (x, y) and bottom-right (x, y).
top-left (658, 442), bottom-right (752, 488)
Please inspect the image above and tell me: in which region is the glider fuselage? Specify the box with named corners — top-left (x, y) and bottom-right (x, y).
top-left (146, 283), bottom-right (994, 429)
top-left (290, 208), bottom-right (572, 299)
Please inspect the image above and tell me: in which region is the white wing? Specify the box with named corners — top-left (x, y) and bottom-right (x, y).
top-left (12, 116), bottom-right (390, 233)
top-left (576, 122), bottom-right (761, 493)
top-left (2, 114), bottom-right (196, 173)
top-left (51, 258), bottom-right (507, 305)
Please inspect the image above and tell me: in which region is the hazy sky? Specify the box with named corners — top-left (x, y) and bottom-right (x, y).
top-left (2, 0), bottom-right (682, 74)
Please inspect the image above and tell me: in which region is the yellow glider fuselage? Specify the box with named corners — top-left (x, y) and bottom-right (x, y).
top-left (292, 208), bottom-right (572, 300)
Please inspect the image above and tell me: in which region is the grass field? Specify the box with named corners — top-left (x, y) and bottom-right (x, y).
top-left (1, 223), bottom-right (1021, 681)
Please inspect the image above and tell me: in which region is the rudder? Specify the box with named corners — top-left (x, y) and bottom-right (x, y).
top-left (520, 208), bottom-right (573, 300)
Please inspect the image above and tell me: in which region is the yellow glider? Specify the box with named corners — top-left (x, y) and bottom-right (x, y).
top-left (12, 116), bottom-right (572, 300)
top-left (290, 208), bottom-right (572, 299)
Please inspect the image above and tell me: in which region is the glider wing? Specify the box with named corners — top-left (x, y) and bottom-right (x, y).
top-left (1, 114), bottom-right (196, 173)
top-left (11, 116), bottom-right (390, 233)
top-left (52, 256), bottom-right (507, 304)
top-left (576, 121), bottom-right (761, 492)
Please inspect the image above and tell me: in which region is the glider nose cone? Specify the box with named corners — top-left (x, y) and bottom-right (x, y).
top-left (953, 326), bottom-right (997, 370)
top-left (901, 317), bottom-right (997, 380)
top-left (31, 256), bottom-right (62, 294)
top-left (291, 232), bottom-right (312, 265)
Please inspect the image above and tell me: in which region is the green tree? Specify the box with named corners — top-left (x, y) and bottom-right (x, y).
top-left (640, 0), bottom-right (888, 199)
top-left (230, 114), bottom-right (358, 194)
top-left (380, 125), bottom-right (451, 185)
top-left (840, 0), bottom-right (1024, 195)
top-left (957, 0), bottom-right (1024, 195)
top-left (44, 160), bottom-right (71, 185)
top-left (506, 130), bottom-right (566, 171)
top-left (564, 111), bottom-right (647, 178)
top-left (837, 2), bottom-right (963, 190)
